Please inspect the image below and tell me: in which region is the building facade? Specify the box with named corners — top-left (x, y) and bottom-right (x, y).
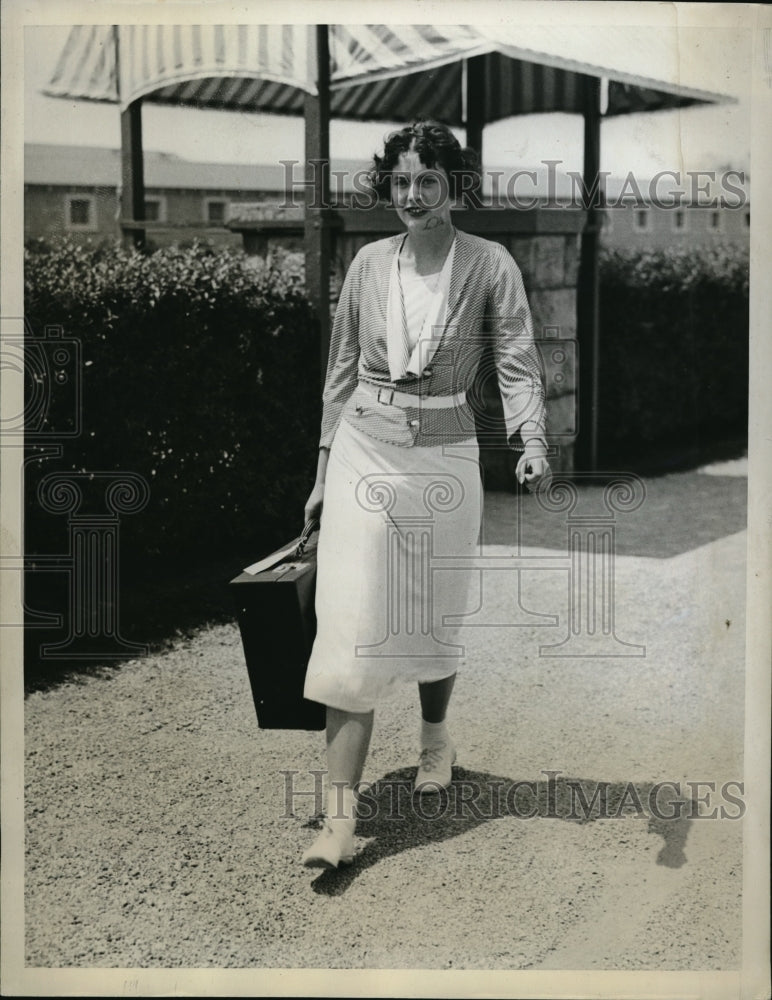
top-left (24, 144), bottom-right (294, 248)
top-left (601, 201), bottom-right (750, 250)
top-left (25, 144), bottom-right (749, 254)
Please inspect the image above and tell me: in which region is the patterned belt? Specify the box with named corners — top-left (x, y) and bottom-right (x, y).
top-left (358, 382), bottom-right (467, 409)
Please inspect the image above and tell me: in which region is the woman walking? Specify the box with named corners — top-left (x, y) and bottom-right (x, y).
top-left (301, 119), bottom-right (549, 868)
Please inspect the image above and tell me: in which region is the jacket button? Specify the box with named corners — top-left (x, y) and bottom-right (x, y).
top-left (423, 367), bottom-right (433, 376)
top-left (409, 419), bottom-right (419, 429)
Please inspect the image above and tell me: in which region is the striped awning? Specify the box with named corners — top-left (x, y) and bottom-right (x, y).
top-left (43, 23), bottom-right (731, 120)
top-left (44, 24), bottom-right (316, 112)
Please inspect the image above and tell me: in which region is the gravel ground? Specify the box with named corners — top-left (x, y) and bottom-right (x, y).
top-left (22, 467), bottom-right (747, 972)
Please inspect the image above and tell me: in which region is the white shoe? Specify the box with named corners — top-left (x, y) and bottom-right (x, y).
top-left (414, 741), bottom-right (457, 794)
top-left (301, 817), bottom-right (355, 869)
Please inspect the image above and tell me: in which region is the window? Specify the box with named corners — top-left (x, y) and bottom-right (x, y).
top-left (672, 210), bottom-right (687, 231)
top-left (65, 194), bottom-right (96, 232)
top-left (204, 199), bottom-right (228, 225)
top-left (144, 196), bottom-right (167, 223)
top-left (70, 199), bottom-right (90, 225)
top-left (633, 208), bottom-right (650, 231)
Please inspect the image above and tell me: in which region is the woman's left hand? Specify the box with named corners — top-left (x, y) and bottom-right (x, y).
top-left (516, 448), bottom-right (551, 492)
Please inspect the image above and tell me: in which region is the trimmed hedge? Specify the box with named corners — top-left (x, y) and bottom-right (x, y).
top-left (598, 243), bottom-right (749, 463)
top-left (24, 240), bottom-right (321, 577)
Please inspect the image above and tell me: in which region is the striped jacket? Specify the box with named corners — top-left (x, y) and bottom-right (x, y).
top-left (320, 227), bottom-right (547, 450)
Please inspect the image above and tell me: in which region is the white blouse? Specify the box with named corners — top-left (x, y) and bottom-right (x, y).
top-left (399, 267), bottom-right (442, 353)
top-left (386, 235), bottom-right (457, 381)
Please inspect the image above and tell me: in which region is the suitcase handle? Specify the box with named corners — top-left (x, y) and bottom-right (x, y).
top-left (295, 518), bottom-right (319, 559)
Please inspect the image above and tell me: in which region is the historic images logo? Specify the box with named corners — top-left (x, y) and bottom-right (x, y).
top-left (1, 315), bottom-right (150, 659)
top-left (275, 160), bottom-right (748, 212)
top-left (281, 769), bottom-right (746, 824)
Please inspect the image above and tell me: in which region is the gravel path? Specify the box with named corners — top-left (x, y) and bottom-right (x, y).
top-left (22, 470), bottom-right (746, 973)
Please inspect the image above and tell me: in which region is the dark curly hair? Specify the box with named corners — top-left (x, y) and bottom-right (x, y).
top-left (367, 118), bottom-right (482, 206)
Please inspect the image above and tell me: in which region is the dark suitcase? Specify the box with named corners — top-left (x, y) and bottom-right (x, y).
top-left (229, 522), bottom-right (326, 731)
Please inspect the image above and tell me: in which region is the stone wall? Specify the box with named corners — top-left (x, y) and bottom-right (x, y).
top-left (508, 233), bottom-right (580, 473)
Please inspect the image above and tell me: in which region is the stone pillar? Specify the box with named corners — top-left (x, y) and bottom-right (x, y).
top-left (510, 231), bottom-right (580, 474)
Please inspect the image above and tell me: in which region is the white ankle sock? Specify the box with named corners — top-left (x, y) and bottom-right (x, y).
top-left (421, 718), bottom-right (449, 749)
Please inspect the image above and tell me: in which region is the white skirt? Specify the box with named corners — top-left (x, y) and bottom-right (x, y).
top-left (304, 417), bottom-right (483, 713)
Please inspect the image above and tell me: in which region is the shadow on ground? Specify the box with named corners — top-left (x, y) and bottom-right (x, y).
top-left (304, 769), bottom-right (721, 896)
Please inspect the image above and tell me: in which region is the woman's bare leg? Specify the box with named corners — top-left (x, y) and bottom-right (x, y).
top-left (326, 706), bottom-right (374, 810)
top-left (302, 705), bottom-right (373, 867)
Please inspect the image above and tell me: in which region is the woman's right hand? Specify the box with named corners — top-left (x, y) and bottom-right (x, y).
top-left (304, 482), bottom-right (325, 524)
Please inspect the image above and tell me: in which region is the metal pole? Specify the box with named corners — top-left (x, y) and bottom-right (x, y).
top-left (120, 99), bottom-right (145, 249)
top-left (576, 75), bottom-right (602, 471)
top-left (304, 25), bottom-right (331, 388)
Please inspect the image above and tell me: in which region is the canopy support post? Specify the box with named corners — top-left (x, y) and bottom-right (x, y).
top-left (576, 75), bottom-right (603, 472)
top-left (120, 99), bottom-right (145, 249)
top-left (304, 25), bottom-right (332, 389)
top-left (464, 55), bottom-right (485, 170)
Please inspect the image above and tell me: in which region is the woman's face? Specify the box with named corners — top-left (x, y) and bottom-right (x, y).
top-left (390, 149), bottom-right (453, 235)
